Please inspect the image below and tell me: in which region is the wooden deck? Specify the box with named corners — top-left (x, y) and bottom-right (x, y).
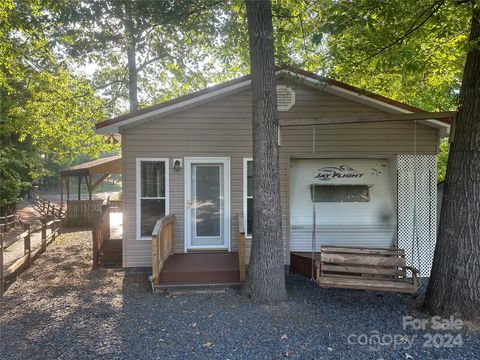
top-left (157, 252), bottom-right (241, 286)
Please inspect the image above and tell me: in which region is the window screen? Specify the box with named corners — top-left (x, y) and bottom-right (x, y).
top-left (140, 161), bottom-right (166, 237)
top-left (310, 184), bottom-right (371, 203)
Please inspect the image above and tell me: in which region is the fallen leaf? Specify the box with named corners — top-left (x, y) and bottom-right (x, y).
top-left (203, 341), bottom-right (213, 349)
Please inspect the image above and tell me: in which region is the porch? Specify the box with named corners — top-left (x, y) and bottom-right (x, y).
top-left (150, 214), bottom-right (246, 289)
top-left (156, 252), bottom-right (241, 287)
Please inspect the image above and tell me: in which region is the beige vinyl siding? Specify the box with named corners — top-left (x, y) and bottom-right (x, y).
top-left (121, 83), bottom-right (439, 267)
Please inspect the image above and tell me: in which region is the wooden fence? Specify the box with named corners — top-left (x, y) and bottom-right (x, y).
top-left (0, 213), bottom-right (19, 233)
top-left (32, 196), bottom-right (66, 221)
top-left (65, 199), bottom-right (103, 227)
top-left (1, 218), bottom-right (61, 296)
top-left (151, 214), bottom-right (175, 285)
top-left (92, 205), bottom-right (111, 266)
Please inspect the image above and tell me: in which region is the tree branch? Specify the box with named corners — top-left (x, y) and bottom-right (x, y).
top-left (355, 0), bottom-right (446, 65)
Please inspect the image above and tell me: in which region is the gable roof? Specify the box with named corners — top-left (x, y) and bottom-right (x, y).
top-left (95, 65), bottom-right (451, 134)
top-left (59, 156), bottom-right (122, 176)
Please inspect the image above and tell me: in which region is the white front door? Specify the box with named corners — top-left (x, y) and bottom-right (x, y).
top-left (185, 157), bottom-right (230, 250)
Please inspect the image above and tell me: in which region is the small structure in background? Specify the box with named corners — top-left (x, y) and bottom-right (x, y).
top-left (59, 155), bottom-right (122, 227)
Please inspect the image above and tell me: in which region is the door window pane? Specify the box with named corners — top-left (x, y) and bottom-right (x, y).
top-left (194, 165), bottom-right (221, 237)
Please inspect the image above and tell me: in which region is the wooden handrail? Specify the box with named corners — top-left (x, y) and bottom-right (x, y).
top-left (238, 214), bottom-right (246, 282)
top-left (151, 214), bottom-right (175, 285)
top-left (2, 225), bottom-right (30, 294)
top-left (92, 205), bottom-right (110, 266)
top-left (1, 217), bottom-right (61, 295)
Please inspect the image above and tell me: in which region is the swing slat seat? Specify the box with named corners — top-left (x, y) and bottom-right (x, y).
top-left (316, 246), bottom-right (418, 293)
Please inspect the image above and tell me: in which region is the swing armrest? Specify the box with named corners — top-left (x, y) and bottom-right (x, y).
top-left (402, 266), bottom-right (419, 288)
top-left (403, 266), bottom-right (419, 275)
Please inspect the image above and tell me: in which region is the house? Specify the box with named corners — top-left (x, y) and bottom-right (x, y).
top-left (95, 66), bottom-right (451, 287)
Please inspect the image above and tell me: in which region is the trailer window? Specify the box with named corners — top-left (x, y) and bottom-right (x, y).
top-left (310, 184), bottom-right (370, 202)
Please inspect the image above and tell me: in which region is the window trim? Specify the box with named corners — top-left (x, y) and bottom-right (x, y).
top-left (136, 158), bottom-right (169, 240)
top-left (243, 158), bottom-right (253, 238)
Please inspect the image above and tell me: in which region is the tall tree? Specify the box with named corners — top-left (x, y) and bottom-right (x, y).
top-left (0, 0), bottom-right (115, 205)
top-left (245, 0), bottom-right (287, 304)
top-left (424, 4), bottom-right (480, 318)
top-left (59, 0), bottom-right (221, 112)
top-left (315, 0), bottom-right (471, 112)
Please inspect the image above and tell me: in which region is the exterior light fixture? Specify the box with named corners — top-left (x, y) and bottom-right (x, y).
top-left (173, 159), bottom-right (183, 171)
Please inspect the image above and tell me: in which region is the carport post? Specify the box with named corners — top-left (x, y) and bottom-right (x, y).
top-left (60, 174), bottom-right (64, 207)
top-left (66, 176), bottom-right (70, 201)
top-left (78, 175), bottom-right (82, 200)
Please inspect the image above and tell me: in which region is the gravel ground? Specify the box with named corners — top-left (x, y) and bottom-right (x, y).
top-left (1, 231), bottom-right (479, 360)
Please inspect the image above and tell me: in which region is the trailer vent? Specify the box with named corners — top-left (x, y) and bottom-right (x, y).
top-left (277, 85), bottom-right (295, 111)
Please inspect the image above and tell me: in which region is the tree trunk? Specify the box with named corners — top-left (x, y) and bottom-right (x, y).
top-left (424, 8), bottom-right (480, 319)
top-left (245, 0), bottom-right (287, 304)
top-left (126, 33), bottom-right (138, 112)
top-left (123, 3), bottom-right (138, 113)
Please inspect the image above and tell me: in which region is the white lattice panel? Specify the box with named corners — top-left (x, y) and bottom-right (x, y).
top-left (396, 155), bottom-right (437, 277)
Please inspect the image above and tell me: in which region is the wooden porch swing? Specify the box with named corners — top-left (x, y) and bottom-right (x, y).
top-left (314, 246), bottom-right (419, 293)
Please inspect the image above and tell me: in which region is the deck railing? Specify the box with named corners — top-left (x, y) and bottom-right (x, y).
top-left (151, 214), bottom-right (175, 285)
top-left (92, 205), bottom-right (110, 266)
top-left (238, 214), bottom-right (246, 282)
top-left (1, 219), bottom-right (61, 296)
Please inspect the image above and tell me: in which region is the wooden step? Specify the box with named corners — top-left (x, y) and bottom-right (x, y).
top-left (159, 270), bottom-right (240, 285)
top-left (98, 238), bottom-right (122, 264)
top-left (158, 252), bottom-right (240, 286)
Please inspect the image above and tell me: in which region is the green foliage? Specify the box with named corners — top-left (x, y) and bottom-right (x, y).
top-left (0, 0), bottom-right (117, 205)
top-left (307, 0), bottom-right (473, 180)
top-left (56, 0), bottom-right (224, 113)
top-left (314, 0), bottom-right (471, 111)
top-left (437, 139), bottom-right (449, 182)
top-left (0, 145), bottom-right (39, 206)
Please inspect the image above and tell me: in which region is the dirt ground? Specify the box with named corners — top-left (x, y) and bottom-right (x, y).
top-left (1, 230), bottom-right (479, 360)
top-left (1, 229), bottom-right (126, 359)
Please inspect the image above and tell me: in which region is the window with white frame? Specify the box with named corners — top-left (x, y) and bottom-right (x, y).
top-left (137, 159), bottom-right (168, 238)
top-left (243, 159), bottom-right (253, 237)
